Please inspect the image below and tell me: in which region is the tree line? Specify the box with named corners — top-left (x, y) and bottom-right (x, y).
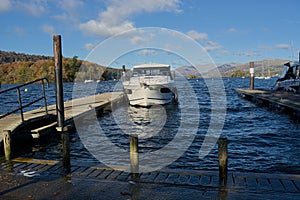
top-left (0, 50), bottom-right (51, 64)
top-left (0, 51), bottom-right (123, 84)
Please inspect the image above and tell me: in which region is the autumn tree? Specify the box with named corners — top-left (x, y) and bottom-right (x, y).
top-left (231, 69), bottom-right (247, 77)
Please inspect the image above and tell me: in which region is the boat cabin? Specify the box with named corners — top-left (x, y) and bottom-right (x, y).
top-left (275, 61), bottom-right (300, 93)
top-left (277, 61), bottom-right (300, 82)
top-left (132, 64), bottom-right (173, 79)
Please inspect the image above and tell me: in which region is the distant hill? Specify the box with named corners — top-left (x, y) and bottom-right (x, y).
top-left (176, 59), bottom-right (289, 78)
top-left (0, 50), bottom-right (291, 83)
top-left (0, 50), bottom-right (51, 64)
top-left (215, 59), bottom-right (288, 77)
top-left (0, 50), bottom-right (123, 84)
top-left (174, 65), bottom-right (201, 77)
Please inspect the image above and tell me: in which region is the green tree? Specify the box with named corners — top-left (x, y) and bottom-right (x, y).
top-left (69, 56), bottom-right (80, 80)
top-left (17, 62), bottom-right (33, 83)
top-left (231, 69), bottom-right (246, 77)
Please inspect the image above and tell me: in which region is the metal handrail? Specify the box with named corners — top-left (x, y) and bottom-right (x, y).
top-left (0, 78), bottom-right (49, 122)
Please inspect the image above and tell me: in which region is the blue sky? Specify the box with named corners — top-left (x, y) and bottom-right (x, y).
top-left (1, 0), bottom-right (299, 68)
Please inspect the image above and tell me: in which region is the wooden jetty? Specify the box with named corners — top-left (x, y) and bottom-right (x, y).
top-left (0, 92), bottom-right (124, 150)
top-left (236, 89), bottom-right (300, 114)
top-left (1, 157), bottom-right (300, 195)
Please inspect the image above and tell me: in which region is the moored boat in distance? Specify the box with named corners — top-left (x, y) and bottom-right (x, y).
top-left (275, 56), bottom-right (300, 93)
top-left (84, 79), bottom-right (94, 84)
top-left (122, 63), bottom-right (178, 107)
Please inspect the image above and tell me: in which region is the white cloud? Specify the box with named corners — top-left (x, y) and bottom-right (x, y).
top-left (54, 0), bottom-right (85, 23)
top-left (85, 43), bottom-right (96, 51)
top-left (186, 30), bottom-right (222, 52)
top-left (135, 49), bottom-right (157, 56)
top-left (130, 36), bottom-right (144, 44)
top-left (0, 0), bottom-right (47, 16)
top-left (80, 20), bottom-right (135, 38)
top-left (275, 43), bottom-right (290, 50)
top-left (234, 51), bottom-right (261, 57)
top-left (15, 0), bottom-right (47, 16)
top-left (218, 50), bottom-right (230, 55)
top-left (226, 28), bottom-right (237, 33)
top-left (58, 0), bottom-right (84, 11)
top-left (164, 43), bottom-right (182, 52)
top-left (263, 28), bottom-right (269, 32)
top-left (52, 13), bottom-right (70, 23)
top-left (187, 30), bottom-right (208, 41)
top-left (42, 24), bottom-right (55, 35)
top-left (258, 44), bottom-right (291, 51)
top-left (15, 26), bottom-right (25, 35)
top-left (79, 0), bottom-right (181, 37)
top-left (258, 45), bottom-right (272, 50)
top-left (204, 41), bottom-right (223, 51)
top-left (0, 0), bottom-right (11, 12)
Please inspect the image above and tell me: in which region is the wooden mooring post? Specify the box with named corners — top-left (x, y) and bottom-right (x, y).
top-left (62, 132), bottom-right (71, 173)
top-left (250, 61), bottom-right (255, 90)
top-left (218, 138), bottom-right (228, 184)
top-left (130, 135), bottom-right (139, 179)
top-left (3, 130), bottom-right (12, 160)
top-left (53, 34), bottom-right (65, 129)
top-left (53, 35), bottom-right (70, 172)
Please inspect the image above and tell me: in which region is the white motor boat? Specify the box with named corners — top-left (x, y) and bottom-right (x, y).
top-left (275, 60), bottom-right (300, 93)
top-left (84, 79), bottom-right (94, 84)
top-left (122, 64), bottom-right (178, 107)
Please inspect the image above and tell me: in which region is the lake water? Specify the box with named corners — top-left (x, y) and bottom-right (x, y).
top-left (1, 77), bottom-right (299, 174)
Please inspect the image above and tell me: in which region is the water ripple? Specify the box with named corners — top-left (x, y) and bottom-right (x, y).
top-left (3, 78), bottom-right (299, 174)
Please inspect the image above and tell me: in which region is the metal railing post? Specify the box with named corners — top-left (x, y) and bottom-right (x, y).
top-left (0, 78), bottom-right (49, 121)
top-left (42, 79), bottom-right (48, 115)
top-left (17, 88), bottom-right (24, 122)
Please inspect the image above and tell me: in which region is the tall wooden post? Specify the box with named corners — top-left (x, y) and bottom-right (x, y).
top-left (121, 65), bottom-right (126, 82)
top-left (62, 132), bottom-right (70, 173)
top-left (218, 138), bottom-right (228, 184)
top-left (3, 130), bottom-right (12, 160)
top-left (130, 135), bottom-right (139, 179)
top-left (129, 135), bottom-right (140, 198)
top-left (53, 35), bottom-right (64, 129)
top-left (53, 35), bottom-right (70, 173)
top-left (250, 62), bottom-right (255, 90)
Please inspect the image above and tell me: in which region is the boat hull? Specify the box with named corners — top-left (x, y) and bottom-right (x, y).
top-left (122, 63), bottom-right (177, 106)
top-left (125, 85), bottom-right (175, 107)
top-left (276, 79), bottom-right (300, 93)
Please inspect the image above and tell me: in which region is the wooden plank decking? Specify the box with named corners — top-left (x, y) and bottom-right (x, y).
top-left (236, 89), bottom-right (300, 113)
top-left (1, 157), bottom-right (300, 194)
top-left (0, 92), bottom-right (124, 145)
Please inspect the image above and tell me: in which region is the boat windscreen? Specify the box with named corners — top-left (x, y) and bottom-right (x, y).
top-left (133, 68), bottom-right (170, 76)
top-left (279, 65), bottom-right (289, 79)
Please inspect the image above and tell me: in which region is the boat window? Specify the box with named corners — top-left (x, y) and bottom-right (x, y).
top-left (282, 66), bottom-right (296, 79)
top-left (160, 87), bottom-right (171, 93)
top-left (133, 68), bottom-right (170, 75)
top-left (151, 69), bottom-right (162, 75)
top-left (279, 66), bottom-right (289, 79)
top-left (133, 69), bottom-right (146, 75)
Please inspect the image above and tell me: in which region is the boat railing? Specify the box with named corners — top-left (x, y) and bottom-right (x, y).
top-left (0, 78), bottom-right (49, 122)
